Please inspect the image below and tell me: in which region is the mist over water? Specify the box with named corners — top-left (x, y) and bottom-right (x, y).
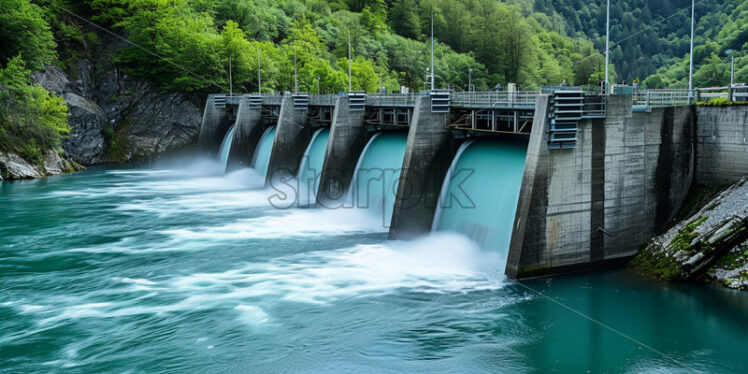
top-left (1, 148), bottom-right (746, 372)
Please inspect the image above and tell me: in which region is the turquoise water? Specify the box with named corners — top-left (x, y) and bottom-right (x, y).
top-left (296, 128), bottom-right (330, 206)
top-left (217, 125), bottom-right (236, 169)
top-left (348, 132), bottom-right (408, 228)
top-left (251, 126), bottom-right (276, 178)
top-left (1, 160), bottom-right (746, 372)
top-left (434, 139), bottom-right (527, 257)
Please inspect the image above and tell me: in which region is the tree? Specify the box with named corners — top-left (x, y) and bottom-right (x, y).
top-left (0, 56), bottom-right (69, 161)
top-left (693, 53), bottom-right (729, 87)
top-left (389, 0), bottom-right (421, 39)
top-left (0, 0), bottom-right (57, 70)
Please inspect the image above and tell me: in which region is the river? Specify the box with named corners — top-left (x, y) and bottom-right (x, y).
top-left (1, 161), bottom-right (746, 373)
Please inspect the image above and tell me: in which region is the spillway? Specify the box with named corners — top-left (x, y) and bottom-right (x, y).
top-left (251, 126), bottom-right (276, 178)
top-left (348, 132), bottom-right (407, 227)
top-left (217, 125), bottom-right (236, 169)
top-left (432, 139), bottom-right (527, 257)
top-left (297, 128), bottom-right (330, 206)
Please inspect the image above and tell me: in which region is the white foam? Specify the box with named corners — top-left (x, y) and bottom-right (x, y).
top-left (162, 208), bottom-right (387, 241)
top-left (234, 304), bottom-right (270, 327)
top-left (15, 234), bottom-right (505, 330)
top-left (169, 232), bottom-right (505, 304)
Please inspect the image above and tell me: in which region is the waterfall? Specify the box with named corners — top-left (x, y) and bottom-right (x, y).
top-left (217, 125), bottom-right (236, 169)
top-left (251, 126), bottom-right (276, 179)
top-left (432, 139), bottom-right (527, 256)
top-left (297, 128), bottom-right (330, 206)
top-left (348, 132), bottom-right (407, 227)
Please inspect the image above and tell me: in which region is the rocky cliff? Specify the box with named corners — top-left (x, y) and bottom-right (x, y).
top-left (632, 179), bottom-right (748, 289)
top-left (31, 54), bottom-right (204, 165)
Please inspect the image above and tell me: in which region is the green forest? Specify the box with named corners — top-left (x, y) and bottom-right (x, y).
top-left (1, 0), bottom-right (746, 160)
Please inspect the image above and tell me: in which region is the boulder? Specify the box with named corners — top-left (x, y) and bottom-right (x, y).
top-left (632, 178), bottom-right (748, 284)
top-left (0, 153), bottom-right (43, 179)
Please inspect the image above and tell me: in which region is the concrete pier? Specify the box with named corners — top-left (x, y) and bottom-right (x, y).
top-left (266, 95), bottom-right (313, 181)
top-left (316, 96), bottom-right (369, 207)
top-left (695, 105), bottom-right (748, 184)
top-left (506, 95), bottom-right (695, 278)
top-left (389, 95), bottom-right (453, 239)
top-left (197, 94), bottom-right (234, 156)
top-left (226, 99), bottom-right (263, 171)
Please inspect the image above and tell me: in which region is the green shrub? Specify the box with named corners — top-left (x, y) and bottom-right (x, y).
top-left (0, 56), bottom-right (69, 161)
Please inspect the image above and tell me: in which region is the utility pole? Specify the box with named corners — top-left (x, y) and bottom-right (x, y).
top-left (431, 12), bottom-right (435, 91)
top-left (689, 0), bottom-right (695, 98)
top-left (293, 46), bottom-right (298, 93)
top-left (348, 32), bottom-right (353, 92)
top-left (468, 68), bottom-right (472, 92)
top-left (604, 0), bottom-right (610, 94)
top-left (229, 54), bottom-right (233, 97)
top-left (257, 49), bottom-right (262, 94)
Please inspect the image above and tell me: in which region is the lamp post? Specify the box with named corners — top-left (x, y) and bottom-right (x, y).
top-left (688, 0), bottom-right (695, 100)
top-left (468, 68), bottom-right (472, 93)
top-left (726, 49), bottom-right (735, 101)
top-left (726, 50), bottom-right (735, 88)
top-left (604, 0), bottom-right (610, 94)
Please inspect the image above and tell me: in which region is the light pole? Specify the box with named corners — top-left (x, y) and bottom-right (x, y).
top-left (689, 0), bottom-right (695, 99)
top-left (604, 0), bottom-right (610, 94)
top-left (726, 50), bottom-right (735, 88)
top-left (468, 68), bottom-right (472, 93)
top-left (430, 12), bottom-right (435, 91)
top-left (316, 76), bottom-right (320, 94)
top-left (293, 46), bottom-right (298, 93)
top-left (348, 31), bottom-right (353, 92)
top-left (257, 48), bottom-right (262, 94)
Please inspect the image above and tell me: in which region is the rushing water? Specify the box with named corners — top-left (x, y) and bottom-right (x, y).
top-left (296, 128), bottom-right (330, 207)
top-left (434, 139), bottom-right (527, 257)
top-left (348, 132), bottom-right (408, 227)
top-left (217, 125), bottom-right (236, 169)
top-left (251, 126), bottom-right (276, 179)
top-left (1, 160), bottom-right (747, 373)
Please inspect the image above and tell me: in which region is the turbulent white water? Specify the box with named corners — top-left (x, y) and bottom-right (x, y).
top-left (3, 147), bottom-right (746, 373)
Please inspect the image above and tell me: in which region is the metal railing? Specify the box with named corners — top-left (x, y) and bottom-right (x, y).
top-left (633, 89), bottom-right (692, 110)
top-left (308, 94), bottom-right (338, 106)
top-left (696, 86), bottom-right (748, 102)
top-left (451, 91), bottom-right (539, 109)
top-left (261, 95), bottom-right (283, 106)
top-left (366, 93), bottom-right (417, 107)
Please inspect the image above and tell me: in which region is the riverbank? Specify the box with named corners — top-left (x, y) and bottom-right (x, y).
top-left (0, 150), bottom-right (83, 181)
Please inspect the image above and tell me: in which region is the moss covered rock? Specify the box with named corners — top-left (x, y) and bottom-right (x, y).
top-left (632, 178), bottom-right (748, 285)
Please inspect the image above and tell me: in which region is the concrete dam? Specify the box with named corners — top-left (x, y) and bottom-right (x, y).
top-left (198, 90), bottom-right (748, 279)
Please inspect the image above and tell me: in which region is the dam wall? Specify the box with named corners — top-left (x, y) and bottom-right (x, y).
top-left (695, 105), bottom-right (748, 184)
top-left (226, 99), bottom-right (263, 171)
top-left (316, 96), bottom-right (369, 207)
top-left (197, 94), bottom-right (234, 155)
top-left (507, 95), bottom-right (695, 278)
top-left (266, 95), bottom-right (313, 181)
top-left (388, 95), bottom-right (453, 239)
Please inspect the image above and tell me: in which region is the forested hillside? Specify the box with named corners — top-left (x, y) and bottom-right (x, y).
top-left (6, 0), bottom-right (613, 95)
top-left (1, 0), bottom-right (746, 168)
top-left (530, 0), bottom-right (748, 87)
